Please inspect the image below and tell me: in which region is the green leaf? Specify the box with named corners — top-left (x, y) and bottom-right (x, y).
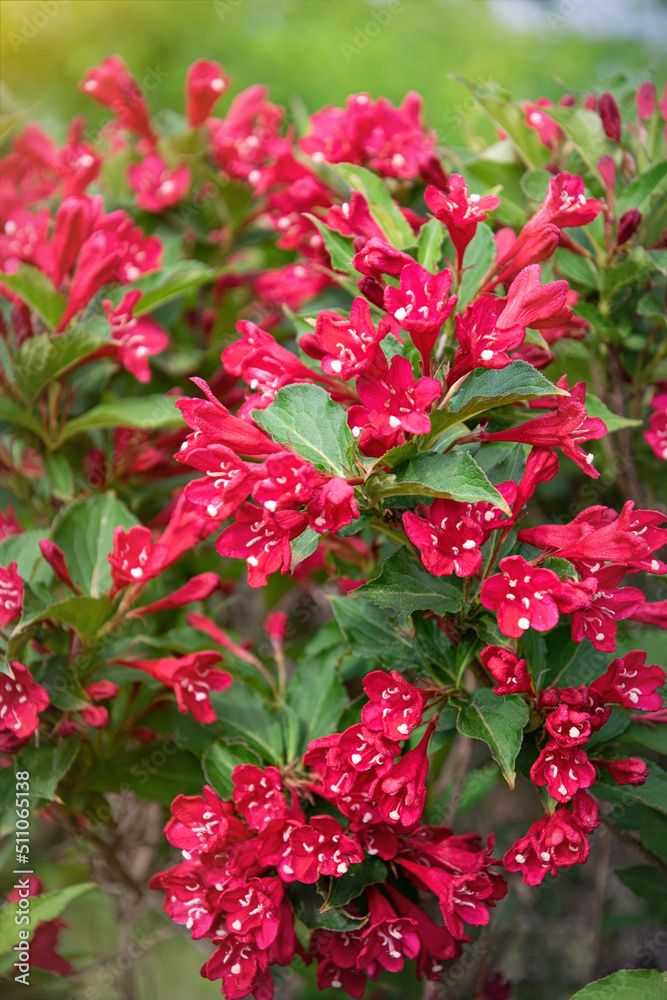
top-left (555, 247), bottom-right (598, 289)
top-left (0, 884), bottom-right (95, 956)
top-left (321, 857), bottom-right (388, 910)
top-left (594, 761), bottom-right (667, 816)
top-left (0, 396), bottom-right (45, 439)
top-left (584, 393), bottom-right (641, 432)
top-left (85, 747), bottom-right (204, 805)
top-left (290, 526), bottom-right (320, 570)
top-left (288, 883), bottom-right (366, 932)
top-left (546, 105), bottom-right (610, 175)
top-left (354, 547), bottom-right (462, 617)
top-left (108, 261), bottom-right (222, 314)
top-left (475, 92), bottom-right (549, 169)
top-left (367, 450), bottom-right (510, 513)
top-left (569, 969), bottom-right (667, 1000)
top-left (640, 810), bottom-right (667, 863)
top-left (331, 595), bottom-right (416, 667)
top-left (202, 741), bottom-right (261, 799)
top-left (457, 222), bottom-right (496, 308)
top-left (327, 161), bottom-right (413, 247)
top-left (616, 160), bottom-right (667, 216)
top-left (0, 528), bottom-right (52, 584)
top-left (457, 689), bottom-right (529, 789)
top-left (253, 383), bottom-right (355, 475)
top-left (417, 217), bottom-right (444, 273)
top-left (210, 684), bottom-right (285, 764)
top-left (541, 557), bottom-right (578, 578)
top-left (622, 722), bottom-right (667, 755)
top-left (14, 329), bottom-right (107, 401)
top-left (617, 866), bottom-right (667, 910)
top-left (15, 738), bottom-right (80, 800)
top-left (57, 395), bottom-right (183, 443)
top-left (0, 264), bottom-right (66, 330)
top-left (286, 641), bottom-right (347, 755)
top-left (9, 595), bottom-right (113, 659)
top-left (428, 361), bottom-right (563, 442)
top-left (520, 168), bottom-right (550, 202)
top-left (305, 215), bottom-right (355, 273)
top-left (50, 493), bottom-right (139, 598)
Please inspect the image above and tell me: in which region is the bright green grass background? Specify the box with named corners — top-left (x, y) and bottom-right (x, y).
top-left (1, 0), bottom-right (664, 143)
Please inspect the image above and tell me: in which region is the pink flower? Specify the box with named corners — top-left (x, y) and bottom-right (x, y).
top-left (403, 499), bottom-right (484, 578)
top-left (480, 647), bottom-right (533, 696)
top-left (0, 662), bottom-right (49, 753)
top-left (127, 153), bottom-right (191, 212)
top-left (165, 785), bottom-right (246, 859)
top-left (361, 670), bottom-right (426, 741)
top-left (80, 55), bottom-right (155, 142)
top-left (496, 264), bottom-right (570, 331)
top-left (425, 175), bottom-right (500, 267)
top-left (544, 704), bottom-right (592, 747)
top-left (480, 554), bottom-right (564, 638)
top-left (252, 451), bottom-right (323, 512)
top-left (525, 172), bottom-right (603, 231)
top-left (185, 59), bottom-right (230, 126)
top-left (307, 478), bottom-right (359, 534)
top-left (202, 934), bottom-right (272, 1000)
top-left (570, 567), bottom-right (645, 652)
top-left (590, 650), bottom-right (665, 711)
top-left (231, 764), bottom-right (288, 831)
top-left (325, 192), bottom-right (385, 240)
top-left (449, 296), bottom-right (525, 384)
top-left (504, 794), bottom-right (598, 885)
top-left (218, 877), bottom-right (284, 950)
top-left (108, 525), bottom-right (161, 588)
top-left (50, 194), bottom-right (103, 285)
top-left (214, 502), bottom-right (308, 588)
top-left (338, 723), bottom-right (402, 777)
top-left (103, 290), bottom-right (169, 383)
top-left (129, 572), bottom-right (219, 617)
top-left (356, 888), bottom-right (420, 973)
top-left (530, 741), bottom-right (596, 803)
top-left (125, 651), bottom-right (232, 723)
top-left (524, 99), bottom-right (562, 150)
top-left (351, 237), bottom-right (414, 279)
top-left (176, 378), bottom-right (280, 457)
top-left (636, 81), bottom-right (656, 120)
top-left (302, 296), bottom-right (385, 380)
top-left (383, 261), bottom-right (456, 372)
top-left (373, 722), bottom-right (433, 825)
top-left (0, 561), bottom-right (23, 627)
top-left (479, 379), bottom-right (606, 479)
top-left (38, 540), bottom-right (79, 594)
top-left (282, 815), bottom-right (364, 882)
top-left (349, 355), bottom-right (441, 456)
top-left (597, 757), bottom-right (648, 785)
top-left (0, 506), bottom-right (21, 541)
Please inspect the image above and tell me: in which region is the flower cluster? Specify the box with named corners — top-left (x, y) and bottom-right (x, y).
top-left (151, 671), bottom-right (505, 999)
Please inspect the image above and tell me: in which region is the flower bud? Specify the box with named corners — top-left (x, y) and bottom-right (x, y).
top-left (616, 208), bottom-right (642, 246)
top-left (598, 92), bottom-right (621, 142)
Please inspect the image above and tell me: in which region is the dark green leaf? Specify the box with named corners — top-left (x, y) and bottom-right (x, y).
top-left (331, 595), bottom-right (416, 668)
top-left (616, 160), bottom-right (667, 216)
top-left (475, 92), bottom-right (549, 169)
top-left (546, 105), bottom-right (610, 174)
top-left (210, 684), bottom-right (285, 764)
top-left (108, 261), bottom-right (222, 314)
top-left (617, 866), bottom-right (667, 911)
top-left (15, 738), bottom-right (80, 800)
top-left (290, 526), bottom-right (320, 570)
top-left (594, 761), bottom-right (667, 816)
top-left (0, 884), bottom-right (95, 956)
top-left (286, 640), bottom-right (347, 754)
top-left (0, 264), bottom-right (66, 330)
top-left (305, 215), bottom-right (355, 273)
top-left (322, 857), bottom-right (388, 910)
top-left (288, 883), bottom-right (366, 932)
top-left (366, 450), bottom-right (510, 512)
top-left (253, 383), bottom-right (355, 475)
top-left (640, 810), bottom-right (667, 863)
top-left (457, 689), bottom-right (529, 789)
top-left (584, 393), bottom-right (641, 432)
top-left (354, 547), bottom-right (462, 617)
top-left (0, 396), bottom-right (45, 439)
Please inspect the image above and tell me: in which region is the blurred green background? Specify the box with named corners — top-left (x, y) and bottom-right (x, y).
top-left (1, 0), bottom-right (666, 142)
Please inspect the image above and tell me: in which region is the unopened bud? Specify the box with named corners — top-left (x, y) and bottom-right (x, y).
top-left (636, 81), bottom-right (656, 120)
top-left (616, 208), bottom-right (642, 246)
top-left (599, 92), bottom-right (621, 142)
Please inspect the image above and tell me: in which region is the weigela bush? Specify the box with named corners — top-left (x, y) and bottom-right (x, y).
top-left (1, 57), bottom-right (666, 999)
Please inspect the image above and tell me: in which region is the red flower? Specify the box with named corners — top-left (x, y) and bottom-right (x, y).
top-left (50, 194), bottom-right (102, 285)
top-left (165, 785), bottom-right (246, 859)
top-left (384, 885), bottom-right (460, 978)
top-left (504, 794), bottom-right (598, 885)
top-left (218, 877), bottom-right (284, 950)
top-left (598, 92), bottom-right (621, 142)
top-left (127, 153), bottom-right (191, 212)
top-left (374, 722), bottom-right (433, 825)
top-left (185, 59), bottom-right (230, 126)
top-left (231, 764), bottom-right (288, 831)
top-left (597, 757), bottom-right (648, 785)
top-left (449, 296), bottom-right (525, 384)
top-left (570, 567), bottom-right (645, 652)
top-left (361, 670), bottom-right (426, 741)
top-left (403, 499), bottom-right (484, 578)
top-left (425, 174), bottom-right (500, 267)
top-left (0, 561), bottom-right (23, 626)
top-left (590, 650), bottom-right (665, 711)
top-left (125, 651), bottom-right (232, 724)
top-left (282, 815), bottom-right (364, 882)
top-left (215, 502), bottom-right (307, 588)
top-left (356, 888), bottom-right (420, 973)
top-left (307, 478), bottom-right (359, 534)
top-left (383, 261), bottom-right (456, 372)
top-left (544, 704), bottom-right (592, 747)
top-left (530, 741), bottom-right (596, 803)
top-left (480, 554), bottom-right (564, 638)
top-left (525, 172), bottom-right (603, 231)
top-left (349, 355), bottom-right (441, 456)
top-left (38, 540), bottom-right (79, 594)
top-left (108, 525), bottom-right (161, 588)
top-left (0, 662), bottom-right (49, 752)
top-left (104, 290), bottom-right (169, 383)
top-left (636, 81), bottom-right (656, 120)
top-left (524, 99), bottom-right (562, 150)
top-left (202, 934), bottom-right (272, 1000)
top-left (351, 237), bottom-right (414, 279)
top-left (325, 192), bottom-right (385, 240)
top-left (338, 723), bottom-right (402, 776)
top-left (496, 264), bottom-right (569, 331)
top-left (252, 451), bottom-right (323, 512)
top-left (480, 646), bottom-right (533, 696)
top-left (303, 296), bottom-right (386, 380)
top-left (80, 55), bottom-right (155, 142)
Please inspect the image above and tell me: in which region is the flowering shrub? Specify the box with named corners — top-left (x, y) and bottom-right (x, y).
top-left (1, 57), bottom-right (666, 999)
